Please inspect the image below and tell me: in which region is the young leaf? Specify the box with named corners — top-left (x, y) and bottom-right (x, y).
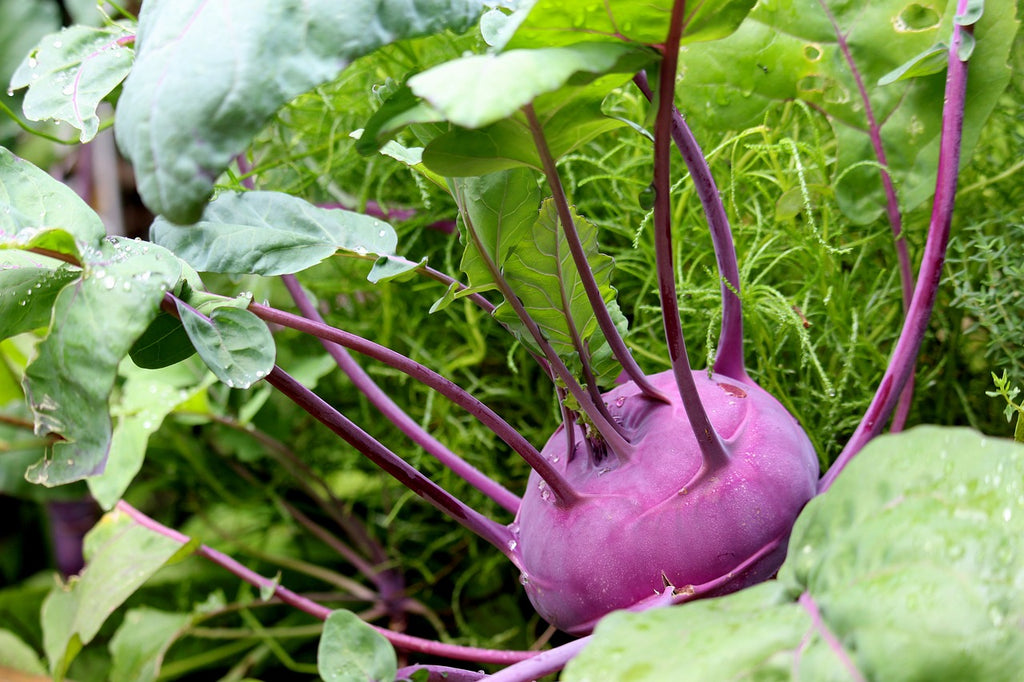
top-left (317, 610), bottom-right (397, 682)
top-left (108, 608), bottom-right (191, 682)
top-left (23, 238), bottom-right (183, 487)
top-left (174, 301), bottom-right (275, 390)
top-left (8, 23), bottom-right (135, 143)
top-left (495, 200), bottom-right (622, 379)
top-left (115, 0), bottom-right (487, 224)
top-left (564, 427), bottom-right (1024, 681)
top-left (150, 191), bottom-right (398, 276)
top-left (128, 310), bottom-right (196, 369)
top-left (42, 508), bottom-right (195, 680)
top-left (0, 251), bottom-right (79, 340)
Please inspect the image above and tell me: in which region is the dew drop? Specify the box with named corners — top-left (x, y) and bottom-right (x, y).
top-left (53, 40), bottom-right (63, 48)
top-left (1003, 508), bottom-right (1013, 522)
top-left (103, 275), bottom-right (116, 289)
top-left (507, 539), bottom-right (518, 552)
top-left (28, 57), bottom-right (38, 68)
top-left (5, 88), bottom-right (13, 97)
top-left (61, 85), bottom-right (74, 96)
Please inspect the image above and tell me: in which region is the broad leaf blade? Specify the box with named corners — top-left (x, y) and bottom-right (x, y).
top-left (150, 191), bottom-right (398, 276)
top-left (109, 608), bottom-right (191, 682)
top-left (9, 23), bottom-right (135, 142)
top-left (318, 610), bottom-right (397, 682)
top-left (116, 0), bottom-right (486, 224)
top-left (23, 239), bottom-right (183, 487)
top-left (175, 302), bottom-right (275, 390)
top-left (0, 250), bottom-right (79, 340)
top-left (496, 200), bottom-right (622, 379)
top-left (564, 427), bottom-right (1024, 681)
top-left (42, 508), bottom-right (194, 679)
top-left (670, 0), bottom-right (1017, 223)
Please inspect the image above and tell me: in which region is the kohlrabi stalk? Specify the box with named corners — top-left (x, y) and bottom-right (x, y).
top-left (280, 274), bottom-right (522, 514)
top-left (651, 0), bottom-right (731, 478)
top-left (820, 2), bottom-right (974, 492)
top-left (633, 70), bottom-right (747, 382)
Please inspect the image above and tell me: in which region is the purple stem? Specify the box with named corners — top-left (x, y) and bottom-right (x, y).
top-left (816, 0), bottom-right (917, 431)
top-left (797, 592), bottom-right (866, 681)
top-left (523, 104), bottom-right (670, 405)
top-left (487, 637), bottom-right (592, 682)
top-left (247, 301), bottom-right (580, 505)
top-left (397, 665), bottom-right (486, 681)
top-left (633, 71), bottom-right (748, 382)
top-left (652, 0), bottom-right (731, 478)
top-left (115, 501), bottom-right (538, 664)
top-left (281, 274), bottom-right (521, 514)
top-left (820, 6), bottom-right (973, 492)
top-left (264, 365), bottom-right (516, 556)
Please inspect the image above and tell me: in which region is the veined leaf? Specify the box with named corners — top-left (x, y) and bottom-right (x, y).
top-left (669, 0), bottom-right (1017, 223)
top-left (42, 508), bottom-right (195, 679)
top-left (150, 191), bottom-right (398, 276)
top-left (0, 0), bottom-right (60, 141)
top-left (445, 169), bottom-right (541, 308)
top-left (23, 238), bottom-right (183, 487)
top-left (565, 427), bottom-right (1024, 681)
top-left (496, 200), bottom-right (622, 379)
top-left (115, 0), bottom-right (487, 224)
top-left (318, 610), bottom-right (397, 682)
top-left (0, 250), bottom-right (79, 340)
top-left (506, 0), bottom-right (758, 48)
top-left (175, 301), bottom-right (275, 390)
top-left (9, 23), bottom-right (135, 143)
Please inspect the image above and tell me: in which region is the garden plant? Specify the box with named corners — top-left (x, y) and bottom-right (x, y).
top-left (1, 0), bottom-right (1024, 680)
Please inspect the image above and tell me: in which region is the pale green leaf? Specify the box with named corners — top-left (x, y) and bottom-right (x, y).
top-left (0, 628), bottom-right (47, 675)
top-left (150, 191), bottom-right (398, 276)
top-left (9, 23), bottom-right (135, 142)
top-left (115, 0), bottom-right (487, 224)
top-left (109, 608), bottom-right (191, 682)
top-left (0, 250), bottom-right (79, 340)
top-left (175, 302), bottom-right (275, 390)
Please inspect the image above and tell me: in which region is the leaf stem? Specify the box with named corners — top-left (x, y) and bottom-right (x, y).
top-left (651, 0), bottom-right (731, 477)
top-left (281, 274), bottom-right (521, 514)
top-left (247, 299), bottom-right (580, 506)
top-left (115, 501), bottom-right (538, 664)
top-left (523, 103), bottom-right (670, 404)
top-left (633, 71), bottom-right (747, 381)
top-left (263, 365), bottom-right (517, 556)
top-left (820, 6), bottom-right (973, 492)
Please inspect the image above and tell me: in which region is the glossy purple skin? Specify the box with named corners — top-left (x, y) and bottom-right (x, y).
top-left (512, 369), bottom-right (819, 634)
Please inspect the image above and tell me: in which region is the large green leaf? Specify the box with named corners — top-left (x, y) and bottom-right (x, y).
top-left (150, 190), bottom-right (398, 276)
top-left (115, 0), bottom-right (486, 224)
top-left (0, 250), bottom-right (79, 340)
top-left (42, 507), bottom-right (194, 680)
top-left (22, 238), bottom-right (183, 487)
top-left (0, 0), bottom-right (60, 142)
top-left (670, 0), bottom-right (1017, 223)
top-left (9, 23), bottom-right (135, 143)
top-left (564, 427), bottom-right (1024, 681)
top-left (317, 610), bottom-right (397, 682)
top-left (496, 199), bottom-right (622, 378)
top-left (505, 0), bottom-right (758, 48)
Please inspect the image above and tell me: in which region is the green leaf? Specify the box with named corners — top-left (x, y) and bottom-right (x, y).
top-left (9, 23), bottom-right (135, 143)
top-left (88, 359), bottom-right (215, 509)
top-left (878, 43), bottom-right (949, 85)
top-left (128, 310), bottom-right (196, 369)
top-left (109, 608), bottom-right (191, 682)
top-left (23, 238), bottom-right (183, 487)
top-left (0, 146), bottom-right (105, 242)
top-left (175, 302), bottom-right (275, 390)
top-left (446, 169), bottom-right (541, 307)
top-left (42, 507), bottom-right (193, 679)
top-left (0, 0), bottom-right (60, 141)
top-left (670, 0), bottom-right (1018, 223)
top-left (0, 250), bottom-right (79, 340)
top-left (506, 0), bottom-right (758, 47)
top-left (115, 0), bottom-right (486, 224)
top-left (317, 610), bottom-right (397, 682)
top-left (0, 628), bottom-right (47, 675)
top-left (564, 427), bottom-right (1024, 681)
top-left (150, 191), bottom-right (399, 276)
top-left (407, 43), bottom-right (651, 129)
top-left (496, 200), bottom-right (622, 379)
